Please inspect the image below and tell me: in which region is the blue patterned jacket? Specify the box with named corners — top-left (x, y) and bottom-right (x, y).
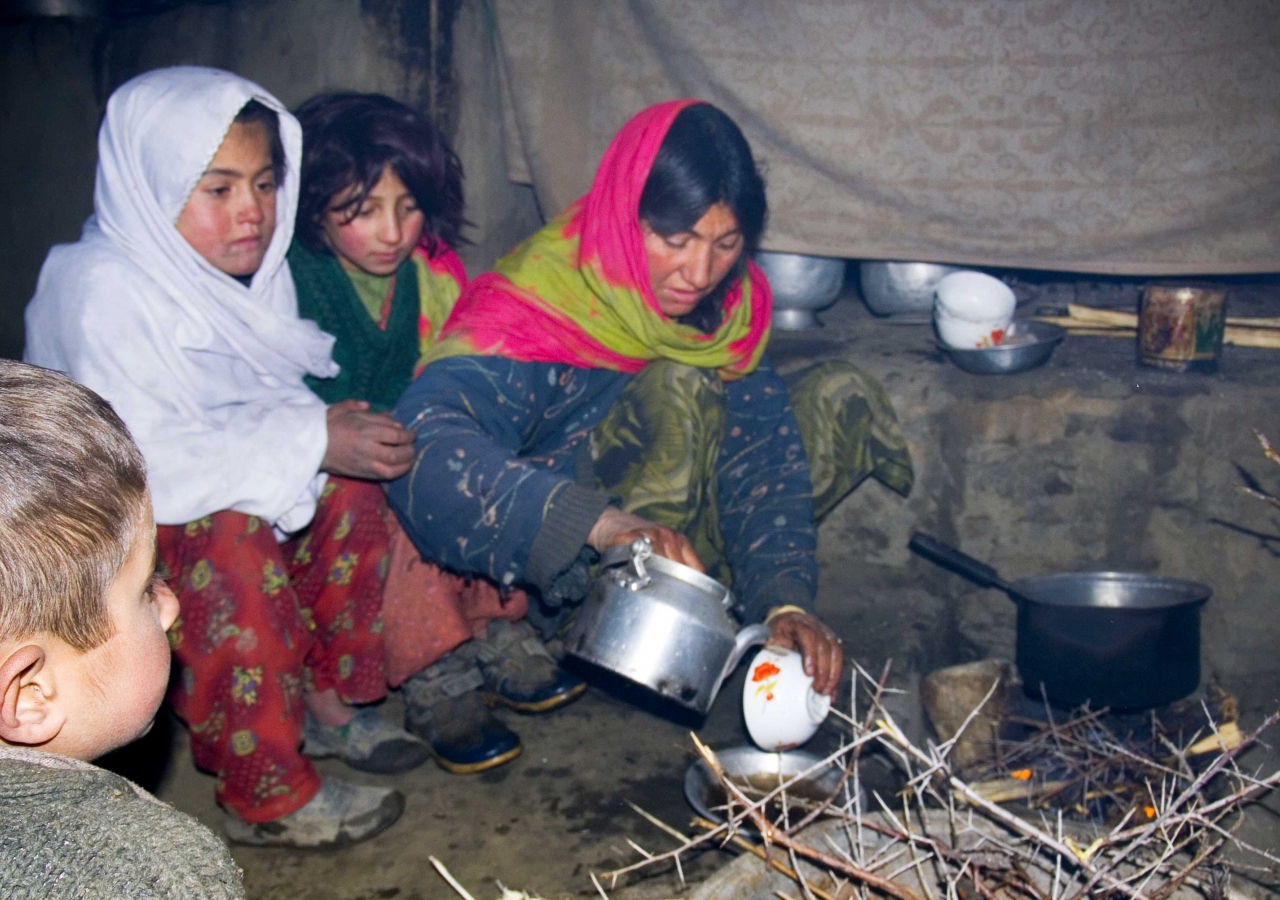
top-left (386, 354), bottom-right (816, 624)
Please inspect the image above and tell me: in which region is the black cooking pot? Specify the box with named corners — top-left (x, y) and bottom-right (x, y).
top-left (910, 533), bottom-right (1211, 710)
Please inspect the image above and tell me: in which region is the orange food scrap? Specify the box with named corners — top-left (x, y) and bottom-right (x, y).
top-left (1011, 769), bottom-right (1033, 781)
top-left (751, 661), bottom-right (781, 682)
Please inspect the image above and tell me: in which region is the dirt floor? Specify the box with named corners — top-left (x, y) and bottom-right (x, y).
top-left (104, 272), bottom-right (1280, 899)
top-left (113, 665), bottom-right (802, 899)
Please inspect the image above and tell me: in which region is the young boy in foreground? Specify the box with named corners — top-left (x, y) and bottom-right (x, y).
top-left (0, 360), bottom-right (244, 899)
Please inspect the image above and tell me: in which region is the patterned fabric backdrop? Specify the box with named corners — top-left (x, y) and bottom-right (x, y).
top-left (489, 0), bottom-right (1280, 274)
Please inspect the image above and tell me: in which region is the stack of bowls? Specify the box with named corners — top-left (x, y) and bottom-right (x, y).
top-left (934, 271), bottom-right (1016, 349)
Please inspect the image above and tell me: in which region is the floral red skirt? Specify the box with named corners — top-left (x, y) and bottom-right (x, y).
top-left (158, 477), bottom-right (390, 823)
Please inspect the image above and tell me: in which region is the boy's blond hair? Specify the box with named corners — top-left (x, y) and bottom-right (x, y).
top-left (0, 360), bottom-right (149, 650)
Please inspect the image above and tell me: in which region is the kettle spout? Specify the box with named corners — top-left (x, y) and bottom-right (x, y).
top-left (709, 623), bottom-right (771, 704)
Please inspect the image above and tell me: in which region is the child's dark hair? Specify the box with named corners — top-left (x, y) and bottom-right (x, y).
top-left (293, 93), bottom-right (465, 256)
top-left (235, 99), bottom-right (286, 183)
top-left (639, 103), bottom-right (768, 333)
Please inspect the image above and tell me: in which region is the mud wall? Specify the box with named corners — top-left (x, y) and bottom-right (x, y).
top-left (787, 301), bottom-right (1280, 720)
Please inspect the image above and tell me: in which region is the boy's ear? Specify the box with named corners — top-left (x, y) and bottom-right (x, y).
top-left (0, 644), bottom-right (64, 746)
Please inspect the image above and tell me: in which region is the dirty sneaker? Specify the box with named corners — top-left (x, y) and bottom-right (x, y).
top-left (402, 649), bottom-right (521, 775)
top-left (471, 619), bottom-right (586, 713)
top-left (302, 706), bottom-right (431, 774)
top-left (223, 777), bottom-right (404, 848)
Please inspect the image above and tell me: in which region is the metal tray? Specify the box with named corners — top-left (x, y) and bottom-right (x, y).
top-left (941, 319), bottom-right (1066, 374)
top-left (684, 746), bottom-right (848, 830)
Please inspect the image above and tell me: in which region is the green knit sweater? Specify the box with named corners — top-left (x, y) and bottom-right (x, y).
top-left (0, 746), bottom-right (244, 899)
top-left (289, 241), bottom-right (420, 412)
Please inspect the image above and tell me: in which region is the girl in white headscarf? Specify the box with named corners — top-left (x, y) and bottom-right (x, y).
top-left (25, 66), bottom-right (425, 849)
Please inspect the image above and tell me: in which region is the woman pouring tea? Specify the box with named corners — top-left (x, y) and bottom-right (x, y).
top-left (386, 100), bottom-right (913, 707)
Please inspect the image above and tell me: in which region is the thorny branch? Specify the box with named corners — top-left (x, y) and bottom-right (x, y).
top-left (609, 662), bottom-right (1280, 900)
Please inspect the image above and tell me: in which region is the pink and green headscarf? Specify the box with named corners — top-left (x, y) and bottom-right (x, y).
top-left (422, 100), bottom-right (772, 379)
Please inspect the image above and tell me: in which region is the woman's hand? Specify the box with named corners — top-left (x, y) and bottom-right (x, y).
top-left (322, 399), bottom-right (415, 481)
top-left (587, 506), bottom-right (704, 572)
top-left (766, 611), bottom-right (843, 697)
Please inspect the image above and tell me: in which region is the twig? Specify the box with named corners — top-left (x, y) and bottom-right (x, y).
top-left (695, 734), bottom-right (925, 900)
top-left (626, 800), bottom-right (688, 844)
top-left (611, 661), bottom-right (1279, 900)
top-left (791, 662), bottom-right (893, 834)
top-left (690, 817), bottom-right (843, 900)
top-left (430, 856), bottom-right (479, 900)
top-left (876, 713), bottom-right (1157, 900)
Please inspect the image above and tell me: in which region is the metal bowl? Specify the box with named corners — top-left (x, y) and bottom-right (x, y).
top-left (860, 261), bottom-right (962, 316)
top-left (684, 746), bottom-right (848, 829)
top-left (941, 320), bottom-right (1066, 375)
top-left (754, 251), bottom-right (846, 330)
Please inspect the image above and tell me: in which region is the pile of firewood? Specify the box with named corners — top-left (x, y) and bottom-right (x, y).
top-left (604, 662), bottom-right (1279, 900)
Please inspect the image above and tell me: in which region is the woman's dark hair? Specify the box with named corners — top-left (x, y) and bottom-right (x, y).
top-left (292, 92), bottom-right (465, 255)
top-left (638, 104), bottom-right (767, 332)
top-left (234, 99), bottom-right (286, 183)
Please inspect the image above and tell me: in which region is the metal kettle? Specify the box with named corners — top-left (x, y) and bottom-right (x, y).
top-left (565, 537), bottom-right (770, 715)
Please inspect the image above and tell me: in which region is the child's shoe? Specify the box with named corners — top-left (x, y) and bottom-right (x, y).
top-left (401, 650), bottom-right (521, 774)
top-left (471, 619), bottom-right (587, 713)
top-left (223, 777), bottom-right (403, 848)
top-left (302, 705), bottom-right (431, 774)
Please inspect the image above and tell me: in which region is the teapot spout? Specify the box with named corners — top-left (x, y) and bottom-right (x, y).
top-left (709, 623), bottom-right (771, 704)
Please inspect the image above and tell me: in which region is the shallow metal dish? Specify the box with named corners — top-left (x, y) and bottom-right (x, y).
top-left (684, 746), bottom-right (846, 828)
top-left (941, 320), bottom-right (1066, 375)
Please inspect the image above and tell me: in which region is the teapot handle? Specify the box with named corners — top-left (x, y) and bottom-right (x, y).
top-left (599, 535), bottom-right (652, 571)
top-left (713, 623), bottom-right (771, 697)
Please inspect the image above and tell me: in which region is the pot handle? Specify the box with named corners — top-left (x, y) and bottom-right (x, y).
top-left (908, 532), bottom-right (1018, 597)
top-left (710, 623), bottom-right (772, 703)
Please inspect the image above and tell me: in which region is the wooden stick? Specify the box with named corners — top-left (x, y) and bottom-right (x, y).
top-left (1067, 304), bottom-right (1137, 328)
top-left (430, 857), bottom-right (479, 900)
top-left (1227, 316), bottom-right (1280, 328)
top-left (1225, 327), bottom-right (1280, 348)
top-left (692, 817), bottom-right (842, 900)
top-left (1067, 303), bottom-right (1280, 332)
top-left (694, 735), bottom-right (924, 900)
top-left (1033, 316), bottom-right (1280, 349)
top-left (873, 718), bottom-right (1155, 900)
top-left (1186, 721), bottom-right (1242, 756)
top-left (1031, 319), bottom-right (1135, 338)
top-left (964, 777), bottom-right (1071, 804)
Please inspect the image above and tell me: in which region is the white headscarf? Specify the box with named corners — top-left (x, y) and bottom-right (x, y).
top-left (26, 67), bottom-right (338, 531)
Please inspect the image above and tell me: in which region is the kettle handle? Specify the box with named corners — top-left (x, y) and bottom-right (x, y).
top-left (599, 535), bottom-right (652, 571)
top-left (712, 623), bottom-right (772, 700)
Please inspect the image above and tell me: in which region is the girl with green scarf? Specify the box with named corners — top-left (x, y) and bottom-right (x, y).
top-left (290, 93), bottom-right (576, 777)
